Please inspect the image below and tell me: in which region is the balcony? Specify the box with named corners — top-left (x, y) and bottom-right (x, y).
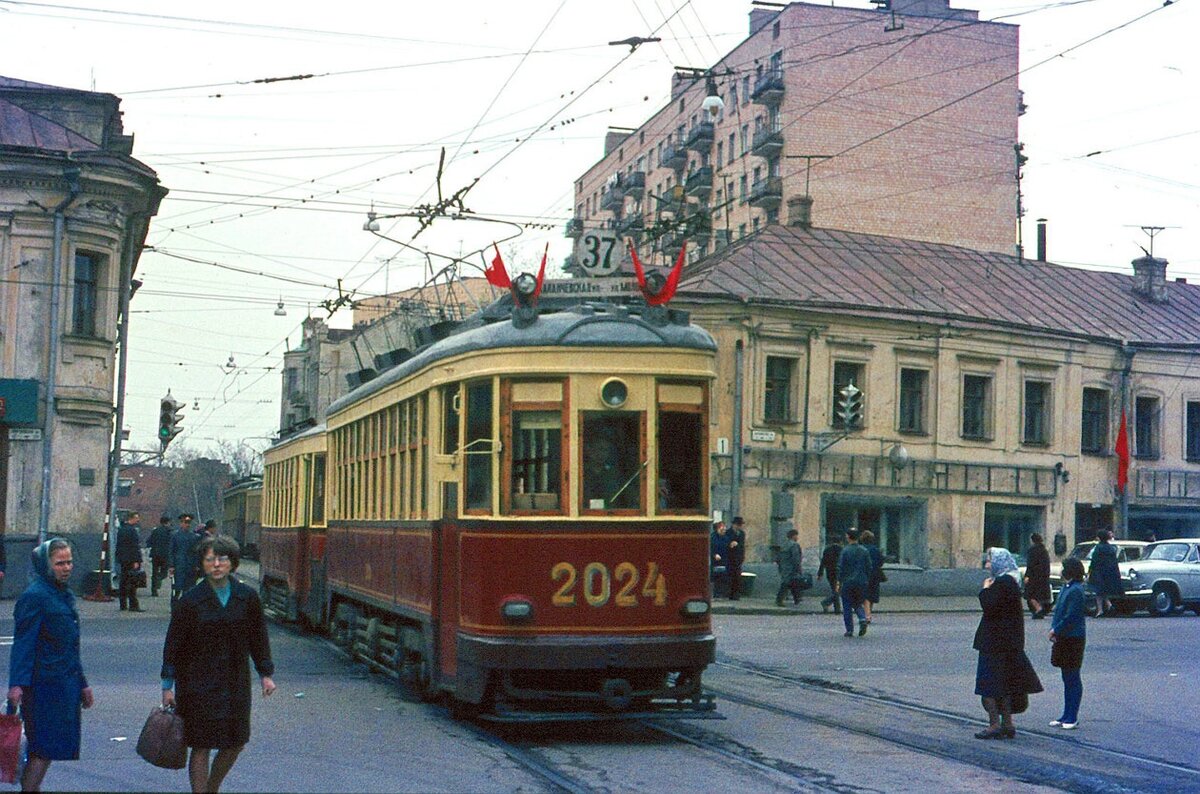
top-left (684, 166), bottom-right (713, 198)
top-left (623, 171), bottom-right (646, 199)
top-left (564, 217), bottom-right (584, 238)
top-left (748, 176), bottom-right (783, 209)
top-left (599, 185), bottom-right (623, 212)
top-left (618, 213), bottom-right (645, 241)
top-left (659, 142), bottom-right (687, 171)
top-left (751, 69), bottom-right (785, 105)
top-left (685, 121), bottom-right (714, 153)
top-left (751, 123), bottom-right (784, 157)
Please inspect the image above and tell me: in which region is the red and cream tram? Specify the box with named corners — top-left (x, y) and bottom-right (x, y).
top-left (260, 276), bottom-right (717, 720)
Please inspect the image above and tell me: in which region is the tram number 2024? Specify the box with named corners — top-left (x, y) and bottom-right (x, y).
top-left (551, 561), bottom-right (667, 608)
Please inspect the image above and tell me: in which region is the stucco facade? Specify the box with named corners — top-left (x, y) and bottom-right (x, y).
top-left (0, 77), bottom-right (165, 586)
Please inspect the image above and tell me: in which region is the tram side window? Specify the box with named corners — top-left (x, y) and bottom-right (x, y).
top-left (511, 411), bottom-right (561, 511)
top-left (582, 412), bottom-right (642, 511)
top-left (442, 383), bottom-right (459, 455)
top-left (464, 380), bottom-right (493, 511)
top-left (657, 410), bottom-right (702, 511)
top-left (311, 453), bottom-right (326, 525)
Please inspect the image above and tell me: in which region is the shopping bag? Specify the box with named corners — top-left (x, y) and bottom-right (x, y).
top-left (136, 706), bottom-right (187, 769)
top-left (0, 702), bottom-right (23, 784)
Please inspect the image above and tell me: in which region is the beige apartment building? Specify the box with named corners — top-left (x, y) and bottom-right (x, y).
top-left (569, 0), bottom-right (1020, 273)
top-left (673, 223), bottom-right (1200, 571)
top-left (0, 77), bottom-right (165, 589)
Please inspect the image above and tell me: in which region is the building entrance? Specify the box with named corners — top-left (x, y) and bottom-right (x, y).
top-left (823, 496), bottom-right (925, 566)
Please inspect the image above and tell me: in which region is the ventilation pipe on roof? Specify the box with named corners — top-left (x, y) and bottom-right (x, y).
top-left (787, 195), bottom-right (813, 229)
top-left (1131, 255), bottom-right (1169, 303)
top-left (1036, 218), bottom-right (1047, 262)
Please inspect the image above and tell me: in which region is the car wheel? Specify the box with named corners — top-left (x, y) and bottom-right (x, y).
top-left (1148, 584), bottom-right (1177, 617)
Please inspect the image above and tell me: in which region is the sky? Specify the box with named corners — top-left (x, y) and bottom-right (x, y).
top-left (1, 0), bottom-right (1196, 455)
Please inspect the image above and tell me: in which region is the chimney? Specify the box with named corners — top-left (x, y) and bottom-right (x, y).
top-left (787, 195), bottom-right (813, 229)
top-left (1132, 255), bottom-right (1169, 303)
top-left (1036, 218), bottom-right (1047, 262)
top-left (749, 9), bottom-right (777, 35)
top-left (603, 127), bottom-right (633, 157)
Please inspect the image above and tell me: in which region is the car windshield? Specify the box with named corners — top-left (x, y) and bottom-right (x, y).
top-left (1145, 543), bottom-right (1191, 563)
top-left (1067, 543), bottom-right (1096, 561)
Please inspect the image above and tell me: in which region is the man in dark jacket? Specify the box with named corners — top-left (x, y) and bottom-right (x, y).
top-left (837, 529), bottom-right (873, 637)
top-left (710, 522), bottom-right (730, 597)
top-left (1023, 533), bottom-right (1052, 618)
top-left (727, 517), bottom-right (748, 600)
top-left (168, 513), bottom-right (203, 604)
top-left (775, 529), bottom-right (804, 606)
top-left (146, 515), bottom-right (174, 597)
top-left (817, 537), bottom-right (843, 614)
top-left (115, 512), bottom-right (144, 612)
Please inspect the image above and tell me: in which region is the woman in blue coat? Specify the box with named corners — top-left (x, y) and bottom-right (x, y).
top-left (1049, 557), bottom-right (1087, 729)
top-left (7, 538), bottom-right (94, 792)
top-left (1087, 531), bottom-right (1123, 616)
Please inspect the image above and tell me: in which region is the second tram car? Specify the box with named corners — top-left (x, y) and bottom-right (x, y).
top-left (260, 288), bottom-right (717, 720)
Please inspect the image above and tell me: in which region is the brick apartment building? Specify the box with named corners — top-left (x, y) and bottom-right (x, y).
top-left (569, 0), bottom-right (1020, 266)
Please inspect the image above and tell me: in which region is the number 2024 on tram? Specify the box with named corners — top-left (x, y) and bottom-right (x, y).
top-left (259, 250), bottom-right (720, 721)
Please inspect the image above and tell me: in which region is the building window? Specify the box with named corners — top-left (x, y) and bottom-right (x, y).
top-left (1134, 395), bottom-right (1160, 459)
top-left (715, 188), bottom-right (724, 216)
top-left (764, 356), bottom-right (795, 422)
top-left (1186, 401), bottom-right (1200, 461)
top-left (738, 223), bottom-right (747, 239)
top-left (772, 20), bottom-right (780, 39)
top-left (740, 124), bottom-right (749, 155)
top-left (961, 374), bottom-right (992, 439)
top-left (832, 361), bottom-right (865, 429)
top-left (739, 174), bottom-right (748, 200)
top-left (716, 141), bottom-right (723, 167)
top-left (898, 368), bottom-right (928, 433)
top-left (742, 75), bottom-right (750, 102)
top-left (730, 83), bottom-right (738, 107)
top-left (1023, 380), bottom-right (1051, 445)
top-left (766, 208), bottom-right (778, 224)
top-left (1081, 388), bottom-right (1109, 455)
top-left (72, 251), bottom-right (101, 337)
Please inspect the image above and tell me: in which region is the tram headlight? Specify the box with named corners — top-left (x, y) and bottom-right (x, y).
top-left (600, 378), bottom-right (628, 408)
top-left (681, 599), bottom-right (710, 617)
top-left (500, 598), bottom-right (534, 622)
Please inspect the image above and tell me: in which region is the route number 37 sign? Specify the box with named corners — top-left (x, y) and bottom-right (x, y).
top-left (573, 229), bottom-right (631, 277)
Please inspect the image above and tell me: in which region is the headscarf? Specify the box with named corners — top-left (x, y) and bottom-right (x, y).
top-left (31, 537), bottom-right (71, 589)
top-left (986, 547), bottom-right (1020, 582)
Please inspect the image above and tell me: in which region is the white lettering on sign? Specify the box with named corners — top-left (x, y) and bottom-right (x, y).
top-left (750, 429), bottom-right (777, 442)
top-left (8, 428), bottom-right (42, 441)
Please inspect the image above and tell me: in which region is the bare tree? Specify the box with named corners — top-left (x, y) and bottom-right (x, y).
top-left (212, 439), bottom-right (265, 478)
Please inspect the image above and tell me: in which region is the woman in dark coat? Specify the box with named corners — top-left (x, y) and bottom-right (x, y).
top-left (860, 530), bottom-right (884, 623)
top-left (972, 547), bottom-right (1043, 739)
top-left (1049, 557), bottom-right (1087, 729)
top-left (162, 536), bottom-right (275, 793)
top-left (1024, 533), bottom-right (1052, 618)
top-left (1087, 530), bottom-right (1123, 616)
top-left (7, 538), bottom-right (95, 792)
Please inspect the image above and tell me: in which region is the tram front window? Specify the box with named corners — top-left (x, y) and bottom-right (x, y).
top-left (582, 412), bottom-right (642, 511)
top-left (511, 411), bottom-right (561, 511)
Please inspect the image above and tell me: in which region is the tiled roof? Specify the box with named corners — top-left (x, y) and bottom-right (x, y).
top-left (678, 225), bottom-right (1200, 346)
top-left (0, 96), bottom-right (99, 150)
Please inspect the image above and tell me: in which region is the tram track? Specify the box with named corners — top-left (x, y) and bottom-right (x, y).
top-left (710, 656), bottom-right (1200, 794)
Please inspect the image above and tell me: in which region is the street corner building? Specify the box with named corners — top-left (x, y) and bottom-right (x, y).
top-left (0, 77), bottom-right (167, 593)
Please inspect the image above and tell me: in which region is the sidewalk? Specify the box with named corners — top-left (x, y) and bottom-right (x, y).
top-left (711, 592), bottom-right (981, 616)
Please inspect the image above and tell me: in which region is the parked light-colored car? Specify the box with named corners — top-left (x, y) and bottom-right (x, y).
top-left (1118, 539), bottom-right (1200, 617)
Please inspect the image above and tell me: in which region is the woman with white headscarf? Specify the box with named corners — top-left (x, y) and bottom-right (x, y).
top-left (972, 547), bottom-right (1043, 739)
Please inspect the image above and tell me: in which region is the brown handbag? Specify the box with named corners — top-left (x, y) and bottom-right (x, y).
top-left (136, 706), bottom-right (187, 769)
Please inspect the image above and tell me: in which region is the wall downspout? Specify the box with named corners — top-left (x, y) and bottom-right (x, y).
top-left (729, 338), bottom-right (744, 520)
top-left (37, 166), bottom-right (81, 544)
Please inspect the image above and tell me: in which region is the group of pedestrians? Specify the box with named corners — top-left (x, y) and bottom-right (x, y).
top-left (112, 512), bottom-right (222, 611)
top-left (710, 518), bottom-right (747, 600)
top-left (6, 534), bottom-right (274, 793)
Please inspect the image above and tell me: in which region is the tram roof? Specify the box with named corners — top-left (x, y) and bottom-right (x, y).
top-left (264, 422), bottom-right (327, 457)
top-left (327, 300), bottom-right (716, 418)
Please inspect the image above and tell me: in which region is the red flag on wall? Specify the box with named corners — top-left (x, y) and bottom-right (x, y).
top-left (1115, 409), bottom-right (1130, 494)
top-left (486, 243), bottom-right (511, 289)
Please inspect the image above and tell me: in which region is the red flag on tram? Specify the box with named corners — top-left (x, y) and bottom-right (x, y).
top-left (1115, 408), bottom-right (1130, 494)
top-left (629, 241), bottom-right (686, 306)
top-left (534, 242), bottom-right (548, 299)
top-left (486, 243), bottom-right (511, 289)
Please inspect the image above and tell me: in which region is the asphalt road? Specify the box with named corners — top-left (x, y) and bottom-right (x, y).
top-left (0, 579), bottom-right (1196, 792)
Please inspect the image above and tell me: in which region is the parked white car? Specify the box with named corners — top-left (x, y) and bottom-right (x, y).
top-left (1117, 539), bottom-right (1200, 617)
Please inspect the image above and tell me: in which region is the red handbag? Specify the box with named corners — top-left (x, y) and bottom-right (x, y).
top-left (0, 703), bottom-right (23, 784)
top-left (136, 705), bottom-right (187, 769)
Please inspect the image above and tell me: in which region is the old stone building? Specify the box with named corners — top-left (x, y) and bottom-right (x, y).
top-left (570, 0), bottom-right (1020, 270)
top-left (671, 222), bottom-right (1200, 579)
top-left (0, 76), bottom-right (165, 588)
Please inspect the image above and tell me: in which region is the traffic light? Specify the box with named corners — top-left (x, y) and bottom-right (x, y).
top-left (158, 393), bottom-right (184, 448)
top-left (836, 382), bottom-right (863, 429)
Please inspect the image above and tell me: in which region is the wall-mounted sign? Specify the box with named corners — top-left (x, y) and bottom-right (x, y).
top-left (750, 429), bottom-right (777, 442)
top-left (9, 428), bottom-right (42, 441)
top-left (0, 379), bottom-right (39, 426)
